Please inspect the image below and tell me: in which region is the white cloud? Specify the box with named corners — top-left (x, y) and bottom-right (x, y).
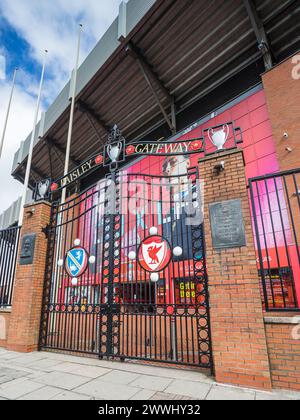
top-left (0, 80), bottom-right (37, 213)
top-left (0, 54), bottom-right (5, 79)
top-left (0, 0), bottom-right (122, 216)
top-left (0, 0), bottom-right (122, 94)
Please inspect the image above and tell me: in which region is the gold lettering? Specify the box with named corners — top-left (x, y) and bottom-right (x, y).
top-left (135, 145), bottom-right (144, 153)
top-left (181, 142), bottom-right (190, 152)
top-left (85, 160), bottom-right (93, 170)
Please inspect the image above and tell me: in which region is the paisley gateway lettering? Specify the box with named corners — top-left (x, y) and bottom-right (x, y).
top-left (51, 138), bottom-right (202, 193)
top-left (59, 159), bottom-right (94, 188)
top-left (125, 139), bottom-right (203, 157)
top-left (134, 142), bottom-right (191, 155)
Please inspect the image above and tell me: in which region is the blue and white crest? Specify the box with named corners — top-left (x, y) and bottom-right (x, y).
top-left (65, 247), bottom-right (88, 277)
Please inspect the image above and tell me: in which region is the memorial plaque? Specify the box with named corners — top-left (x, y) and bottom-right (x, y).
top-left (20, 234), bottom-right (36, 265)
top-left (209, 199), bottom-right (246, 249)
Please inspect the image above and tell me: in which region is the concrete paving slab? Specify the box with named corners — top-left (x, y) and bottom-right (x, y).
top-left (0, 378), bottom-right (44, 399)
top-left (50, 362), bottom-right (111, 378)
top-left (26, 358), bottom-right (66, 372)
top-left (206, 385), bottom-right (255, 400)
top-left (51, 390), bottom-right (93, 400)
top-left (130, 389), bottom-right (156, 400)
top-left (26, 370), bottom-right (50, 380)
top-left (100, 370), bottom-right (140, 385)
top-left (0, 352), bottom-right (26, 360)
top-left (0, 367), bottom-right (29, 380)
top-left (130, 374), bottom-right (173, 392)
top-left (34, 371), bottom-right (91, 390)
top-left (41, 352), bottom-right (212, 382)
top-left (11, 354), bottom-right (48, 366)
top-left (66, 365), bottom-right (112, 379)
top-left (95, 361), bottom-right (213, 383)
top-left (75, 380), bottom-right (141, 400)
top-left (0, 377), bottom-right (13, 385)
top-left (255, 392), bottom-right (286, 400)
top-left (43, 353), bottom-right (100, 365)
top-left (48, 361), bottom-right (85, 372)
top-left (164, 379), bottom-right (211, 400)
top-left (256, 390), bottom-right (300, 400)
top-left (18, 386), bottom-right (63, 400)
top-left (0, 362), bottom-right (35, 375)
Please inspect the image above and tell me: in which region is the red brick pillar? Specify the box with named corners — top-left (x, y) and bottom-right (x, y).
top-left (199, 149), bottom-right (272, 390)
top-left (6, 201), bottom-right (51, 352)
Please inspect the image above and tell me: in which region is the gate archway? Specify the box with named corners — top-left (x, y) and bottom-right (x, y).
top-left (39, 166), bottom-right (212, 369)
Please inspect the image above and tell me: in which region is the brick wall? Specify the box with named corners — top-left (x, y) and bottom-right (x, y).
top-left (265, 318), bottom-right (300, 391)
top-left (6, 201), bottom-right (51, 353)
top-left (199, 149), bottom-right (272, 390)
top-left (263, 55), bottom-right (300, 391)
top-left (262, 53), bottom-right (300, 172)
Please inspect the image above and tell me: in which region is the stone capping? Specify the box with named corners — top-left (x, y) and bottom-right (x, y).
top-left (0, 308), bottom-right (12, 313)
top-left (264, 316), bottom-right (300, 325)
top-left (24, 200), bottom-right (51, 209)
top-left (198, 148), bottom-right (245, 165)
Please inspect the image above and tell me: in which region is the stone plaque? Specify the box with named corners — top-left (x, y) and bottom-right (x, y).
top-left (20, 234), bottom-right (36, 265)
top-left (209, 199), bottom-right (246, 249)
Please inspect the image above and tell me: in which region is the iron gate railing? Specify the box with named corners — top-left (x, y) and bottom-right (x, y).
top-left (0, 226), bottom-right (21, 308)
top-left (249, 169), bottom-right (300, 311)
top-left (39, 169), bottom-right (212, 369)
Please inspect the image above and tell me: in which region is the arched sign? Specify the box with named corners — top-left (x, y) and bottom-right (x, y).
top-left (49, 121), bottom-right (242, 193)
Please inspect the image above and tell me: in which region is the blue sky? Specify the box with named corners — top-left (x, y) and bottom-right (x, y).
top-left (0, 0), bottom-right (122, 214)
top-left (0, 17), bottom-right (34, 75)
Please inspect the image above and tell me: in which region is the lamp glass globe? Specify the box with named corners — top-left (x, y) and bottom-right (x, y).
top-left (89, 256), bottom-right (96, 264)
top-left (149, 227), bottom-right (158, 236)
top-left (57, 259), bottom-right (64, 267)
top-left (72, 278), bottom-right (78, 286)
top-left (128, 251), bottom-right (136, 260)
top-left (173, 246), bottom-right (183, 257)
top-left (150, 273), bottom-right (159, 282)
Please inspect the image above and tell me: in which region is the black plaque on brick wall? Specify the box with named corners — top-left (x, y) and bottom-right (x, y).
top-left (209, 199), bottom-right (246, 249)
top-left (19, 234), bottom-right (36, 265)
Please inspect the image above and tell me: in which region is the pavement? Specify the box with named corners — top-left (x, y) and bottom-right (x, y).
top-left (0, 348), bottom-right (299, 400)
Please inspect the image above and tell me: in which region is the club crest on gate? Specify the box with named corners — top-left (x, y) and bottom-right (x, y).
top-left (65, 247), bottom-right (88, 277)
top-left (138, 235), bottom-right (171, 273)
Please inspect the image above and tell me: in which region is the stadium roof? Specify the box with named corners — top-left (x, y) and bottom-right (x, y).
top-left (11, 0), bottom-right (300, 188)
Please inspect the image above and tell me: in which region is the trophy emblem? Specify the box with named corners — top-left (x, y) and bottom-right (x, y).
top-left (104, 124), bottom-right (125, 170)
top-left (36, 179), bottom-right (50, 200)
top-left (107, 141), bottom-right (122, 164)
top-left (208, 124), bottom-right (230, 151)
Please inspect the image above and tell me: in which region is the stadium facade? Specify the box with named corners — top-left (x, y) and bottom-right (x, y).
top-left (0, 0), bottom-right (300, 391)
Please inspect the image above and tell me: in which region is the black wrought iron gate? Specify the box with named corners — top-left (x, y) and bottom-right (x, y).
top-left (40, 168), bottom-right (212, 369)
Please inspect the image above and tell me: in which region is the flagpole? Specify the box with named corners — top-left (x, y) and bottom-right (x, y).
top-left (53, 25), bottom-right (82, 302)
top-left (0, 68), bottom-right (18, 159)
top-left (61, 24), bottom-right (83, 205)
top-left (18, 50), bottom-right (48, 226)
